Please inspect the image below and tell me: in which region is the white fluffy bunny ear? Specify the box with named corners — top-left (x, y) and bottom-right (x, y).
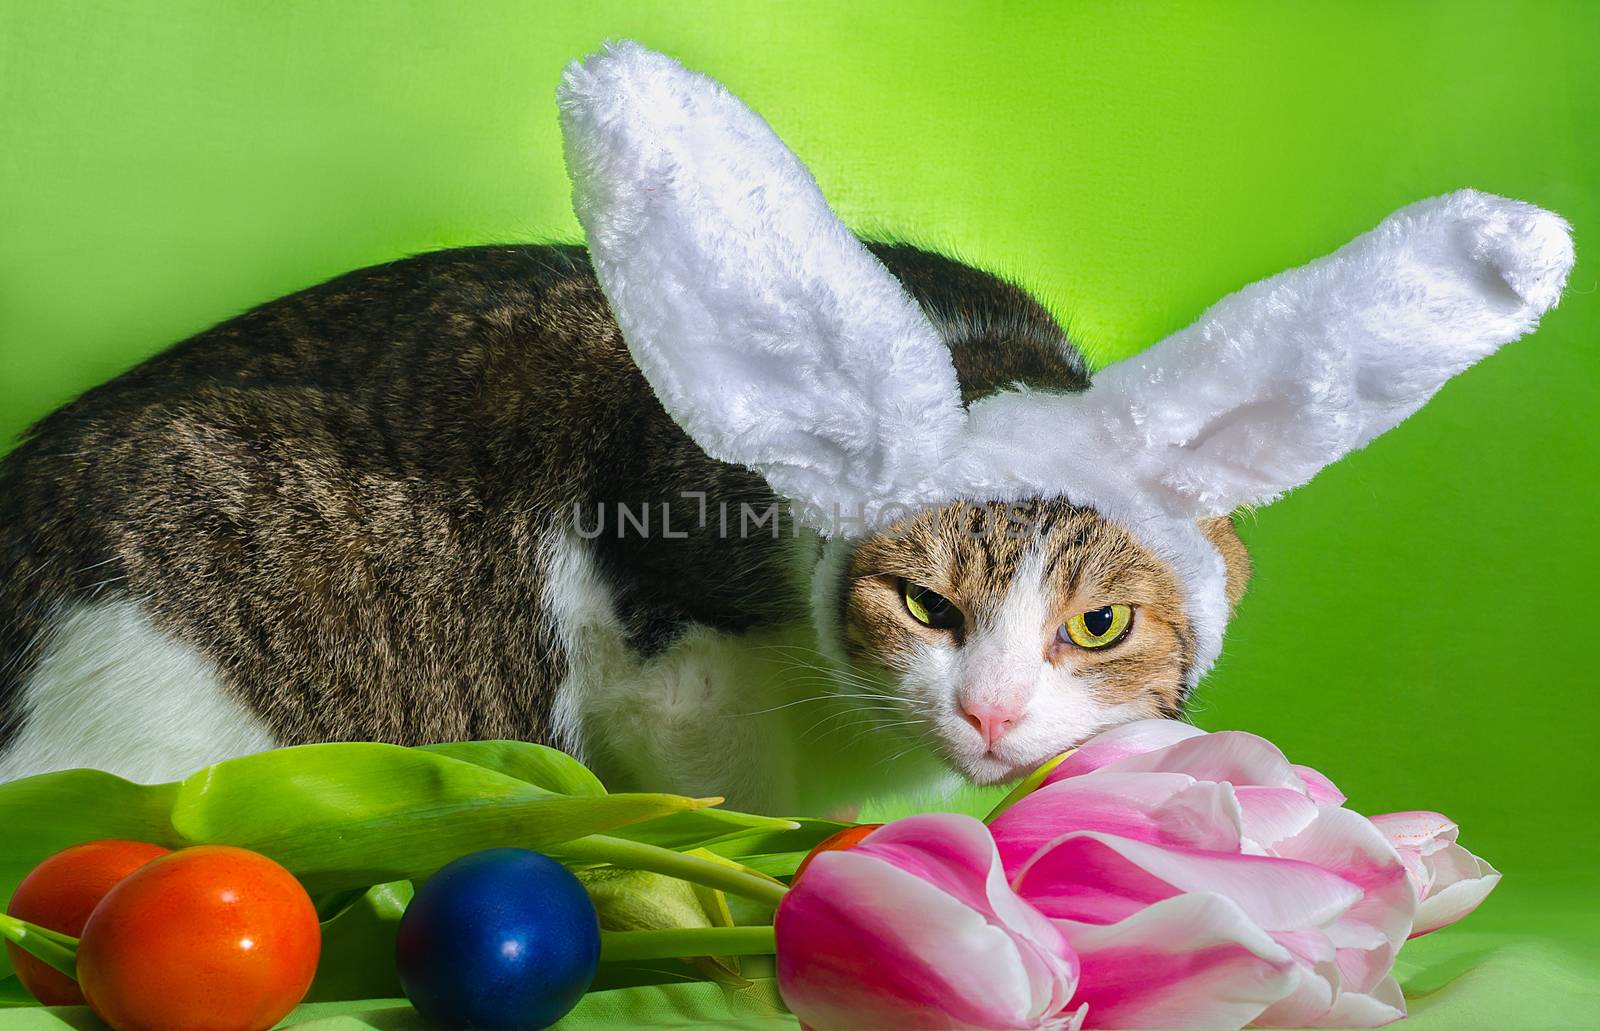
top-left (556, 43), bottom-right (1576, 534)
top-left (557, 42), bottom-right (965, 525)
top-left (962, 190), bottom-right (1575, 519)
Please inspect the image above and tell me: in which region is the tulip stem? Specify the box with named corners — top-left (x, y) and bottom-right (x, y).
top-left (600, 925), bottom-right (777, 963)
top-left (553, 835), bottom-right (789, 908)
top-left (984, 748), bottom-right (1076, 822)
top-left (0, 913), bottom-right (79, 980)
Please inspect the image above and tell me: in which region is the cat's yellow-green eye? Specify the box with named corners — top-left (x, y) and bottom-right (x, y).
top-left (1060, 604), bottom-right (1133, 649)
top-left (902, 581), bottom-right (963, 631)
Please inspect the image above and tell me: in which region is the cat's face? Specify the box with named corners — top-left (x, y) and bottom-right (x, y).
top-left (835, 499), bottom-right (1250, 784)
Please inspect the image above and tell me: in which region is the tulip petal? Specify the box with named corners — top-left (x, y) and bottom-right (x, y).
top-left (1015, 832), bottom-right (1363, 932)
top-left (1151, 781), bottom-right (1248, 856)
top-left (1042, 720), bottom-right (1208, 784)
top-left (1256, 964), bottom-right (1407, 1029)
top-left (1411, 846), bottom-right (1501, 937)
top-left (1250, 930), bottom-right (1340, 1028)
top-left (778, 852), bottom-right (1033, 1027)
top-left (1056, 893), bottom-right (1299, 1029)
top-left (991, 773), bottom-right (1243, 876)
top-left (1090, 731), bottom-right (1307, 795)
top-left (1368, 810), bottom-right (1498, 935)
top-left (861, 814), bottom-right (1082, 1017)
top-left (1235, 786), bottom-right (1321, 853)
top-left (1269, 808), bottom-right (1415, 994)
top-left (1307, 974), bottom-right (1407, 1028)
top-left (776, 813), bottom-right (1079, 1030)
top-left (1369, 811), bottom-right (1458, 855)
top-left (858, 814), bottom-right (1032, 925)
top-left (1292, 764), bottom-right (1347, 806)
top-left (1386, 844), bottom-right (1433, 899)
top-left (1014, 833), bottom-right (1187, 925)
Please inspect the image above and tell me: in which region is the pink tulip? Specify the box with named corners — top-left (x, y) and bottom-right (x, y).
top-left (1035, 719), bottom-right (1209, 782)
top-left (775, 813), bottom-right (1085, 1031)
top-left (775, 721), bottom-right (1495, 1030)
top-left (1246, 806), bottom-right (1414, 1028)
top-left (1369, 811), bottom-right (1501, 937)
top-left (996, 722), bottom-right (1420, 1028)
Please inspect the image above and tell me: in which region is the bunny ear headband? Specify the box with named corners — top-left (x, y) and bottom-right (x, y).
top-left (557, 41), bottom-right (1574, 681)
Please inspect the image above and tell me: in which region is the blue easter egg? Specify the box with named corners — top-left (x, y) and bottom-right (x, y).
top-left (396, 847), bottom-right (600, 1030)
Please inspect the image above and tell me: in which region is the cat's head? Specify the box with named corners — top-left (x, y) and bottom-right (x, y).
top-left (556, 42), bottom-right (1572, 777)
top-left (825, 501), bottom-right (1248, 783)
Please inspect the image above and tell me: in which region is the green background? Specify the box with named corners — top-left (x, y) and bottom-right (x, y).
top-left (2, 1), bottom-right (1596, 1027)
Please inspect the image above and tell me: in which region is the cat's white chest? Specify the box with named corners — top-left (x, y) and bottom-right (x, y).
top-left (543, 535), bottom-right (946, 815)
top-left (558, 619), bottom-right (810, 812)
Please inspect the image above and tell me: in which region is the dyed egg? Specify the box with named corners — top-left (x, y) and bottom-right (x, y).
top-left (5, 839), bottom-right (171, 1005)
top-left (76, 845), bottom-right (321, 1031)
top-left (395, 848), bottom-right (600, 1030)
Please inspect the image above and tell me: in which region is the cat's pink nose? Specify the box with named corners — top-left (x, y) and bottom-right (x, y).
top-left (962, 702), bottom-right (1019, 750)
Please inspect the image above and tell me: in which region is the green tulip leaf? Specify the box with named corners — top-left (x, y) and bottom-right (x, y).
top-left (699, 818), bottom-right (853, 878)
top-left (683, 850), bottom-right (740, 930)
top-left (162, 743), bottom-right (721, 893)
top-left (552, 836), bottom-right (787, 908)
top-left (0, 743), bottom-right (724, 960)
top-left (606, 808), bottom-right (801, 850)
top-left (417, 740), bottom-right (607, 797)
top-left (0, 741), bottom-right (795, 989)
top-left (0, 975), bottom-right (35, 1008)
top-left (599, 926), bottom-right (777, 963)
top-left (306, 881), bottom-right (413, 1002)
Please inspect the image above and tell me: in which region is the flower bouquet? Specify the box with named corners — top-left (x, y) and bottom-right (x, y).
top-left (0, 723), bottom-right (1496, 1029)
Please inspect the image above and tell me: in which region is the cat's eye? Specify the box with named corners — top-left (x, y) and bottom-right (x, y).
top-left (902, 581), bottom-right (963, 631)
top-left (1060, 604), bottom-right (1133, 649)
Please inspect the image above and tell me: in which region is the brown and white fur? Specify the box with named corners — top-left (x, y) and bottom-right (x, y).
top-left (0, 43), bottom-right (1571, 816)
top-left (0, 240), bottom-right (1234, 813)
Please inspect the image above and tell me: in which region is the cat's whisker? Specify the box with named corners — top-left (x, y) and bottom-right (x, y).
top-left (757, 675), bottom-right (887, 697)
top-left (729, 694), bottom-right (851, 718)
top-left (748, 646), bottom-right (899, 686)
top-left (839, 717), bottom-right (931, 751)
top-left (877, 740), bottom-right (930, 767)
top-left (762, 663), bottom-right (890, 688)
top-left (800, 701), bottom-right (928, 739)
top-left (799, 707), bottom-right (905, 743)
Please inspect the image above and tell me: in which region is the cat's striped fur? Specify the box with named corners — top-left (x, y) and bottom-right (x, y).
top-left (0, 242), bottom-right (1243, 811)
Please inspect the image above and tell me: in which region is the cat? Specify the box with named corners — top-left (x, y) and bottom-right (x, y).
top-left (0, 43), bottom-right (1571, 815)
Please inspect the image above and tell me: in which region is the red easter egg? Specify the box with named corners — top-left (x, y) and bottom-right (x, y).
top-left (76, 845), bottom-right (321, 1031)
top-left (5, 839), bottom-right (171, 1005)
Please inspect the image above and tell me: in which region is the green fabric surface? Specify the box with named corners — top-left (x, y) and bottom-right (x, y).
top-left (0, 981), bottom-right (797, 1030)
top-left (2, 1), bottom-right (1597, 1028)
top-left (7, 925), bottom-right (1600, 1031)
